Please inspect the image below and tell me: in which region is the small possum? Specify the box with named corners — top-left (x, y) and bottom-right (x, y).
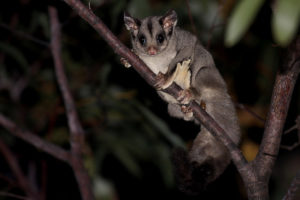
top-left (123, 10), bottom-right (240, 194)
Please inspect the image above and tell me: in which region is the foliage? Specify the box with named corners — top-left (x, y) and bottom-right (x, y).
top-left (225, 0), bottom-right (300, 47)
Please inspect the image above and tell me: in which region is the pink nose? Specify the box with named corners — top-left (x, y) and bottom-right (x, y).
top-left (148, 46), bottom-right (157, 55)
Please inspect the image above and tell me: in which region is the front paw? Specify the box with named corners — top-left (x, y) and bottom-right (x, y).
top-left (181, 105), bottom-right (194, 120)
top-left (154, 72), bottom-right (167, 90)
top-left (120, 57), bottom-right (131, 68)
top-left (177, 89), bottom-right (193, 105)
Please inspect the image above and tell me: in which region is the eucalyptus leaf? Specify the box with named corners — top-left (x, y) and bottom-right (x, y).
top-left (112, 144), bottom-right (141, 177)
top-left (225, 0), bottom-right (265, 47)
top-left (154, 145), bottom-right (174, 187)
top-left (272, 0), bottom-right (300, 46)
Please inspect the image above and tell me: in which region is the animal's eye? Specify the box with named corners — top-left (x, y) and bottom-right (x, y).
top-left (156, 33), bottom-right (164, 44)
top-left (138, 35), bottom-right (146, 46)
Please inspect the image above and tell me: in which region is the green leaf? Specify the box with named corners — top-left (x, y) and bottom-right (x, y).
top-left (112, 144), bottom-right (141, 177)
top-left (154, 145), bottom-right (174, 187)
top-left (272, 0), bottom-right (300, 47)
top-left (225, 0), bottom-right (265, 47)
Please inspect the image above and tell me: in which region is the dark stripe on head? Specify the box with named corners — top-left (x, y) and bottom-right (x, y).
top-left (168, 27), bottom-right (173, 37)
top-left (134, 18), bottom-right (141, 27)
top-left (130, 32), bottom-right (136, 39)
top-left (159, 18), bottom-right (163, 26)
top-left (147, 18), bottom-right (153, 37)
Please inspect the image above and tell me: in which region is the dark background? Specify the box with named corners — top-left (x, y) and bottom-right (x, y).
top-left (0, 0), bottom-right (299, 199)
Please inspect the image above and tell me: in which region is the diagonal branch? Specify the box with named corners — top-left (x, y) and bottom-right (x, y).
top-left (0, 113), bottom-right (70, 163)
top-left (48, 6), bottom-right (95, 200)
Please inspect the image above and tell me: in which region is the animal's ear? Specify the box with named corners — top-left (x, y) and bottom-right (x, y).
top-left (160, 10), bottom-right (177, 31)
top-left (124, 12), bottom-right (141, 31)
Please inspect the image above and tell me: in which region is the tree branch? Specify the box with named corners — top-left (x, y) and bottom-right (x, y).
top-left (256, 38), bottom-right (300, 179)
top-left (48, 6), bottom-right (95, 200)
top-left (0, 113), bottom-right (70, 163)
top-left (235, 103), bottom-right (265, 123)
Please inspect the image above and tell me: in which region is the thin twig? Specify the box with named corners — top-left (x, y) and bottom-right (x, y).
top-left (280, 143), bottom-right (299, 151)
top-left (235, 103), bottom-right (266, 123)
top-left (283, 170), bottom-right (300, 200)
top-left (49, 6), bottom-right (94, 200)
top-left (284, 125), bottom-right (298, 135)
top-left (0, 191), bottom-right (31, 200)
top-left (281, 116), bottom-right (300, 150)
top-left (0, 23), bottom-right (49, 47)
top-left (0, 139), bottom-right (38, 199)
top-left (0, 113), bottom-right (71, 163)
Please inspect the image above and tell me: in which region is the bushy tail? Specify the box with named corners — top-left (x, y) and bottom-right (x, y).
top-left (172, 129), bottom-right (231, 195)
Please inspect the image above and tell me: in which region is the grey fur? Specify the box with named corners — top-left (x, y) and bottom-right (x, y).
top-left (124, 10), bottom-right (240, 193)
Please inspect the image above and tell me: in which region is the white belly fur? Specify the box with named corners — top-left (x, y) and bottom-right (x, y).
top-left (139, 51), bottom-right (176, 75)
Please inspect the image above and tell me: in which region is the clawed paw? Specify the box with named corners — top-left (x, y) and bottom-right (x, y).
top-left (120, 57), bottom-right (132, 68)
top-left (177, 89), bottom-right (193, 105)
top-left (181, 105), bottom-right (192, 113)
top-left (154, 72), bottom-right (168, 90)
top-left (179, 58), bottom-right (191, 70)
top-left (175, 59), bottom-right (191, 76)
top-left (181, 105), bottom-right (193, 120)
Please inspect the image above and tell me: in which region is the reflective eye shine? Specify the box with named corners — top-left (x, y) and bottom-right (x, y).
top-left (139, 35), bottom-right (146, 46)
